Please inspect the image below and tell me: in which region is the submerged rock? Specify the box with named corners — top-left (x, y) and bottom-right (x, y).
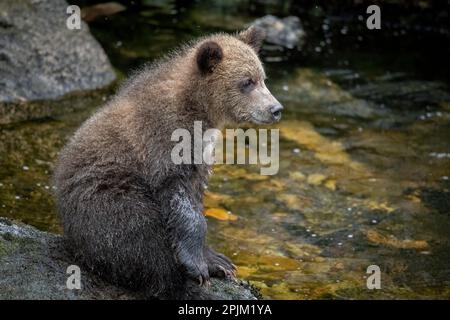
top-left (252, 15), bottom-right (305, 49)
top-left (278, 68), bottom-right (382, 119)
top-left (0, 218), bottom-right (258, 300)
top-left (0, 0), bottom-right (115, 109)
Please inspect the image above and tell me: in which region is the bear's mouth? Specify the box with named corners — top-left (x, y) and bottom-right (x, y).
top-left (250, 117), bottom-right (279, 125)
top-left (249, 113), bottom-right (282, 125)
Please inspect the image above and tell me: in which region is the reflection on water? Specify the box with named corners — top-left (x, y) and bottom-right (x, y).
top-left (1, 1), bottom-right (449, 299)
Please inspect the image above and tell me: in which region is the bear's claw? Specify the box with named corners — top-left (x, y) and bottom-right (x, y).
top-left (205, 247), bottom-right (236, 279)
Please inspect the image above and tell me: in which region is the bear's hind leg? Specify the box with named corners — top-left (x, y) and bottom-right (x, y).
top-left (61, 189), bottom-right (186, 299)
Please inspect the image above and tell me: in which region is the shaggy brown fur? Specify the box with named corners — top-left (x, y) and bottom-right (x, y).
top-left (53, 26), bottom-right (282, 299)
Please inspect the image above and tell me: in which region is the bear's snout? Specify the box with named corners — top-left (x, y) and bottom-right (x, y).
top-left (270, 103), bottom-right (283, 122)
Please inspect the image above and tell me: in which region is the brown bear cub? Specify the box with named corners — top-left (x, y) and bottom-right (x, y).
top-left (53, 26), bottom-right (282, 299)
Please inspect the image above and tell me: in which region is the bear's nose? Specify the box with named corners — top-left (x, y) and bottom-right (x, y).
top-left (270, 104), bottom-right (283, 121)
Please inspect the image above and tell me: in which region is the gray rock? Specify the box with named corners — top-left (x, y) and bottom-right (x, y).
top-left (252, 15), bottom-right (305, 49)
top-left (0, 217), bottom-right (259, 300)
top-left (0, 0), bottom-right (116, 104)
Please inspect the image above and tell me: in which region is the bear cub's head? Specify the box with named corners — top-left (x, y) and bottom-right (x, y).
top-left (195, 26), bottom-right (283, 125)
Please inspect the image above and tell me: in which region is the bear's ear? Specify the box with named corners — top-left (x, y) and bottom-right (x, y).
top-left (237, 26), bottom-right (266, 53)
top-left (196, 41), bottom-right (223, 75)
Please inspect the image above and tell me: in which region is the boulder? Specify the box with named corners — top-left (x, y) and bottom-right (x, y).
top-left (0, 0), bottom-right (115, 105)
top-left (0, 217), bottom-right (259, 300)
top-left (252, 15), bottom-right (306, 49)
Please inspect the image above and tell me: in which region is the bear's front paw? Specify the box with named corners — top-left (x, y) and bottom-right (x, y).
top-left (189, 261), bottom-right (210, 287)
top-left (205, 247), bottom-right (236, 279)
top-left (179, 254), bottom-right (210, 287)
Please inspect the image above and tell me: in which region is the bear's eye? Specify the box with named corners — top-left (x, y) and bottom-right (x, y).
top-left (239, 78), bottom-right (256, 93)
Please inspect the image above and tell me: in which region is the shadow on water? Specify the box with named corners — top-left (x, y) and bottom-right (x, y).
top-left (0, 0), bottom-right (449, 299)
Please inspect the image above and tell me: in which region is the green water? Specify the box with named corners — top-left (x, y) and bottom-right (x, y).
top-left (1, 1), bottom-right (449, 299)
